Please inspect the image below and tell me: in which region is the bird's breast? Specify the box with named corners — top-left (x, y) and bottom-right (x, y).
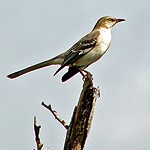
top-left (98, 28), bottom-right (111, 52)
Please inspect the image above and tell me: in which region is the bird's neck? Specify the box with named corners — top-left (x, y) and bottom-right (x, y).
top-left (98, 27), bottom-right (112, 49)
top-left (99, 27), bottom-right (112, 32)
top-left (93, 26), bottom-right (112, 33)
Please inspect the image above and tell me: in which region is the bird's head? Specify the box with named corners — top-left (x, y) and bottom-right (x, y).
top-left (94, 16), bottom-right (125, 30)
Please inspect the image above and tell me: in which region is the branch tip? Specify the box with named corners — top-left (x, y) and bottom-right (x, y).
top-left (41, 102), bottom-right (68, 129)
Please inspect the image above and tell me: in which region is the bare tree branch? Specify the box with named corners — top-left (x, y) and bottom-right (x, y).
top-left (63, 73), bottom-right (100, 150)
top-left (41, 72), bottom-right (100, 150)
top-left (34, 116), bottom-right (43, 150)
top-left (41, 102), bottom-right (68, 129)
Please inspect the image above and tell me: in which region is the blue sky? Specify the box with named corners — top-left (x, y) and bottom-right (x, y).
top-left (1, 0), bottom-right (150, 150)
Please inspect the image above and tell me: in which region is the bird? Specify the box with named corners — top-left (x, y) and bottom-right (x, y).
top-left (7, 16), bottom-right (125, 82)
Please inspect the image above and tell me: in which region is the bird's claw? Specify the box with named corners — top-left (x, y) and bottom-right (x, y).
top-left (82, 75), bottom-right (86, 81)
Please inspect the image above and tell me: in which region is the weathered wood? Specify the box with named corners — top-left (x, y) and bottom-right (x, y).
top-left (64, 73), bottom-right (100, 150)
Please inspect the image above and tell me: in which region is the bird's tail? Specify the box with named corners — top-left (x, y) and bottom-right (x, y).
top-left (7, 54), bottom-right (64, 79)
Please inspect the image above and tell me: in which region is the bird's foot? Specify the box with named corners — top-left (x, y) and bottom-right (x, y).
top-left (79, 69), bottom-right (92, 81)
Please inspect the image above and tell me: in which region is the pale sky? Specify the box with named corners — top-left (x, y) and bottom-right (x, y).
top-left (1, 0), bottom-right (150, 150)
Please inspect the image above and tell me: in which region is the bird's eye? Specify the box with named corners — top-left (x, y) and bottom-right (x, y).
top-left (107, 18), bottom-right (114, 22)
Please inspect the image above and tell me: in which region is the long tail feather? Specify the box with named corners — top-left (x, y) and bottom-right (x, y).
top-left (7, 55), bottom-right (64, 79)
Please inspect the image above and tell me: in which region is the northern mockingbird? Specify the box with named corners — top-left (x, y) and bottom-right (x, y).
top-left (7, 16), bottom-right (125, 82)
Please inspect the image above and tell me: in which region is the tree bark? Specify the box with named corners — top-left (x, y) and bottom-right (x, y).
top-left (64, 73), bottom-right (100, 150)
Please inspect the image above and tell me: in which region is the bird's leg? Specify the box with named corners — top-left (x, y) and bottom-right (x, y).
top-left (76, 68), bottom-right (85, 81)
top-left (78, 69), bottom-right (85, 81)
top-left (78, 68), bottom-right (90, 81)
top-left (82, 69), bottom-right (90, 74)
top-left (82, 69), bottom-right (92, 80)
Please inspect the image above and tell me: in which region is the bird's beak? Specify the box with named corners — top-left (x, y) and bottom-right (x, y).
top-left (117, 18), bottom-right (126, 23)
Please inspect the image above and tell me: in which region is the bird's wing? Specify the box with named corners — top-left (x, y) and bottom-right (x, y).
top-left (54, 31), bottom-right (100, 76)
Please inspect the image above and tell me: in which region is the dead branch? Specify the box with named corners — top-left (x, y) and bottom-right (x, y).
top-left (63, 72), bottom-right (100, 150)
top-left (41, 72), bottom-right (100, 150)
top-left (41, 102), bottom-right (68, 129)
top-left (34, 116), bottom-right (43, 150)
